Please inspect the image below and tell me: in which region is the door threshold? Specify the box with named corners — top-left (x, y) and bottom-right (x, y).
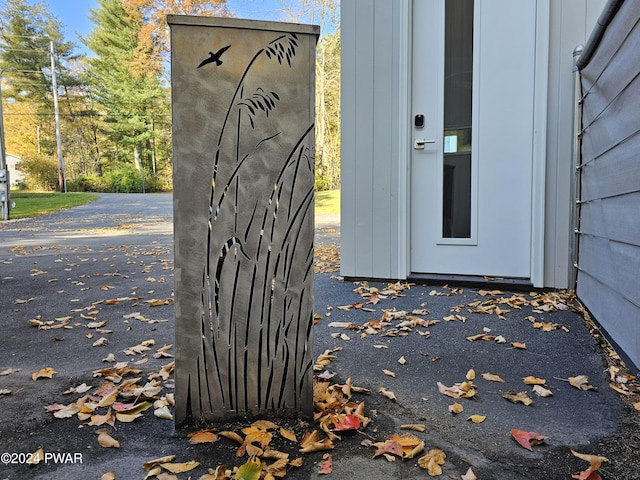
top-left (408, 273), bottom-right (533, 290)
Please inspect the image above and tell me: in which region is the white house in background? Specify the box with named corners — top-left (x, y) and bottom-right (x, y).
top-left (340, 0), bottom-right (605, 288)
top-left (5, 153), bottom-right (24, 186)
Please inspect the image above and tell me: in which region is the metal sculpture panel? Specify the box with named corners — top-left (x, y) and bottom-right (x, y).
top-left (169, 16), bottom-right (318, 424)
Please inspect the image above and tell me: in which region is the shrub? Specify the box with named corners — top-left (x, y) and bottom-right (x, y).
top-left (104, 165), bottom-right (143, 193)
top-left (16, 154), bottom-right (60, 191)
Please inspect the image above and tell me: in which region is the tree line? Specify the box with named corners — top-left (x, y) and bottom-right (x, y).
top-left (0, 0), bottom-right (340, 192)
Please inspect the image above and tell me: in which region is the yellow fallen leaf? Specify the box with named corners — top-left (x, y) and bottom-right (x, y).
top-left (299, 430), bottom-right (335, 454)
top-left (400, 424), bottom-right (426, 432)
top-left (188, 429), bottom-right (219, 444)
top-left (142, 455), bottom-right (176, 471)
top-left (115, 412), bottom-right (143, 423)
top-left (523, 376), bottom-right (546, 385)
top-left (97, 429), bottom-right (120, 448)
top-left (219, 431), bottom-right (244, 444)
top-left (418, 449), bottom-right (446, 476)
top-left (383, 369), bottom-right (396, 378)
top-left (468, 415), bottom-right (486, 423)
top-left (32, 367), bottom-right (57, 380)
top-left (160, 461), bottom-right (200, 473)
top-left (449, 402), bottom-right (464, 414)
top-left (28, 448), bottom-right (44, 465)
top-left (279, 427), bottom-right (297, 442)
top-left (466, 369), bottom-right (475, 380)
top-left (98, 389), bottom-right (119, 407)
top-left (100, 472), bottom-right (116, 480)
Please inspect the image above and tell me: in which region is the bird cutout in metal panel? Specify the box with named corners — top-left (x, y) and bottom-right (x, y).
top-left (197, 45), bottom-right (231, 68)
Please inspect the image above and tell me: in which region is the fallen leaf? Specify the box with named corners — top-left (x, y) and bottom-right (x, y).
top-left (160, 461), bottom-right (200, 473)
top-left (379, 386), bottom-right (397, 401)
top-left (400, 424), bottom-right (426, 432)
top-left (468, 415), bottom-right (486, 423)
top-left (373, 437), bottom-right (403, 458)
top-left (28, 448), bottom-right (44, 465)
top-left (481, 373), bottom-right (505, 382)
top-left (63, 383), bottom-right (92, 395)
top-left (32, 367), bottom-right (57, 380)
top-left (569, 375), bottom-right (595, 391)
top-left (0, 368), bottom-right (20, 376)
top-left (510, 429), bottom-right (548, 450)
top-left (532, 385), bottom-right (554, 397)
top-left (279, 427), bottom-right (297, 442)
top-left (97, 429), bottom-right (120, 448)
top-left (93, 337), bottom-right (109, 347)
top-left (437, 381), bottom-right (476, 399)
top-left (382, 369), bottom-right (396, 378)
top-left (219, 431), bottom-right (244, 444)
top-left (418, 448), bottom-right (446, 476)
top-left (299, 430), bottom-right (334, 453)
top-left (154, 405), bottom-right (173, 420)
top-left (571, 450), bottom-right (608, 480)
top-left (332, 414), bottom-right (361, 431)
top-left (449, 402), bottom-right (464, 414)
top-left (502, 390), bottom-right (533, 406)
top-left (466, 369), bottom-right (476, 380)
top-left (523, 376), bottom-right (546, 385)
top-left (318, 453), bottom-right (332, 475)
top-left (461, 467), bottom-right (477, 480)
top-left (511, 342), bottom-right (527, 349)
top-left (398, 356), bottom-right (406, 365)
top-left (142, 455), bottom-right (176, 470)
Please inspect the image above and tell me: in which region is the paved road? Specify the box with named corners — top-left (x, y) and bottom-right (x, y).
top-left (0, 194), bottom-right (637, 480)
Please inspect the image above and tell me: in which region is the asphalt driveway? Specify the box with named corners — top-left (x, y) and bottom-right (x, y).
top-left (0, 193), bottom-right (638, 480)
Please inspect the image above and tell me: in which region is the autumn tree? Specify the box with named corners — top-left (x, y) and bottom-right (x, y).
top-left (83, 0), bottom-right (162, 180)
top-left (275, 0), bottom-right (341, 191)
top-left (0, 0), bottom-right (79, 189)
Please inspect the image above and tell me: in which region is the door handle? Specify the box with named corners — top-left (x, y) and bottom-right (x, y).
top-left (414, 138), bottom-right (435, 149)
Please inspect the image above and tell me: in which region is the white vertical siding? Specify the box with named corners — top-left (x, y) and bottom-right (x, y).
top-left (544, 0), bottom-right (605, 288)
top-left (340, 0), bottom-right (410, 278)
top-left (577, 0), bottom-right (640, 369)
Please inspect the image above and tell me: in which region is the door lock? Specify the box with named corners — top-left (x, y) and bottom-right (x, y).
top-left (414, 138), bottom-right (435, 149)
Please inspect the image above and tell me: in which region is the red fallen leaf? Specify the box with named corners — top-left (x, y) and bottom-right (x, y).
top-left (332, 414), bottom-right (361, 431)
top-left (510, 429), bottom-right (548, 450)
top-left (318, 453), bottom-right (333, 474)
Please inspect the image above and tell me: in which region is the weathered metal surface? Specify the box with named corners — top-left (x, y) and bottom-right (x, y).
top-left (169, 16), bottom-right (319, 424)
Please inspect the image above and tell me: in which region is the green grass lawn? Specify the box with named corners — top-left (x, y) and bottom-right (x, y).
top-left (8, 192), bottom-right (100, 220)
top-left (315, 189), bottom-right (340, 215)
top-left (5, 189), bottom-right (339, 220)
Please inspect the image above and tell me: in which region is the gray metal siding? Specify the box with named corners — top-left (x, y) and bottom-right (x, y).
top-left (577, 0), bottom-right (640, 369)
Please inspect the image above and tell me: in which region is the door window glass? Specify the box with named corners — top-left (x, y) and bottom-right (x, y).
top-left (443, 0), bottom-right (473, 238)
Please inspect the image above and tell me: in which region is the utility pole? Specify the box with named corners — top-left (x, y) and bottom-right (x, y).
top-left (0, 77), bottom-right (11, 221)
top-left (50, 40), bottom-right (65, 192)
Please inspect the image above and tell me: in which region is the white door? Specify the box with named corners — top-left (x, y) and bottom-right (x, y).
top-left (410, 0), bottom-right (539, 280)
